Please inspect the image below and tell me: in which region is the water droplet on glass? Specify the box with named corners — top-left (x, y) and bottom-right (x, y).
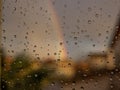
top-left (88, 20), bottom-right (92, 24)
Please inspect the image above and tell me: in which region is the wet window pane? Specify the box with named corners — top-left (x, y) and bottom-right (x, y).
top-left (1, 0), bottom-right (120, 90)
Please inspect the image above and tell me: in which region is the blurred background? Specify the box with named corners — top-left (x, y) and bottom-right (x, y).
top-left (1, 0), bottom-right (120, 90)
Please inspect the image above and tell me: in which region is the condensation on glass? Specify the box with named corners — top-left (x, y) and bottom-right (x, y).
top-left (1, 0), bottom-right (120, 90)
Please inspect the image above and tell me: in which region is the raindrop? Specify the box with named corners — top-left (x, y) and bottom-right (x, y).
top-left (95, 13), bottom-right (99, 18)
top-left (74, 42), bottom-right (77, 45)
top-left (98, 33), bottom-right (102, 36)
top-left (1, 18), bottom-right (4, 23)
top-left (60, 42), bottom-right (63, 45)
top-left (3, 29), bottom-right (6, 33)
top-left (35, 21), bottom-right (38, 24)
top-left (13, 7), bottom-right (16, 11)
top-left (40, 7), bottom-right (43, 10)
top-left (80, 86), bottom-right (84, 90)
top-left (34, 45), bottom-right (37, 47)
top-left (110, 71), bottom-right (114, 75)
top-left (11, 50), bottom-right (14, 53)
top-left (9, 44), bottom-right (12, 47)
top-left (66, 41), bottom-right (69, 43)
top-left (72, 88), bottom-right (75, 90)
top-left (109, 78), bottom-right (113, 81)
top-left (68, 63), bottom-right (71, 66)
top-left (47, 53), bottom-right (50, 55)
top-left (72, 81), bottom-right (76, 85)
top-left (88, 20), bottom-right (92, 24)
top-left (26, 32), bottom-right (28, 35)
top-left (37, 57), bottom-right (40, 60)
top-left (3, 36), bottom-right (6, 40)
top-left (14, 35), bottom-right (16, 38)
top-left (99, 8), bottom-right (102, 11)
top-left (25, 36), bottom-right (28, 39)
top-left (52, 1), bottom-right (55, 5)
top-left (110, 84), bottom-right (114, 89)
top-left (51, 82), bottom-right (55, 86)
top-left (83, 74), bottom-right (87, 77)
top-left (93, 44), bottom-right (95, 47)
top-left (34, 74), bottom-right (38, 77)
top-left (54, 53), bottom-right (57, 55)
top-left (74, 37), bottom-right (78, 40)
top-left (108, 15), bottom-right (111, 18)
top-left (64, 4), bottom-right (67, 8)
top-left (33, 50), bottom-right (36, 52)
top-left (15, 0), bottom-right (17, 3)
top-left (32, 31), bottom-right (34, 33)
top-left (88, 7), bottom-right (92, 12)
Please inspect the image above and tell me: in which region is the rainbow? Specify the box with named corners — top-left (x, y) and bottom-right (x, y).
top-left (48, 0), bottom-right (68, 60)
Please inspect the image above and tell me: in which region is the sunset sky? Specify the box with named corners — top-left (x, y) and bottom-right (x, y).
top-left (2, 0), bottom-right (120, 60)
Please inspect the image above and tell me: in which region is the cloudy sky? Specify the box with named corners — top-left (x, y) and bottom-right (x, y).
top-left (2, 0), bottom-right (120, 60)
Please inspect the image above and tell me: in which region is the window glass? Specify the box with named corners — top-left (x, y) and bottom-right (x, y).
top-left (1, 0), bottom-right (120, 90)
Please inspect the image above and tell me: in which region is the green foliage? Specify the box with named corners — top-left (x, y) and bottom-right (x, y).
top-left (23, 68), bottom-right (52, 90)
top-left (1, 52), bottom-right (54, 90)
top-left (10, 53), bottom-right (30, 73)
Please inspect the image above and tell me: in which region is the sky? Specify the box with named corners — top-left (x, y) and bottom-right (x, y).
top-left (2, 0), bottom-right (120, 60)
